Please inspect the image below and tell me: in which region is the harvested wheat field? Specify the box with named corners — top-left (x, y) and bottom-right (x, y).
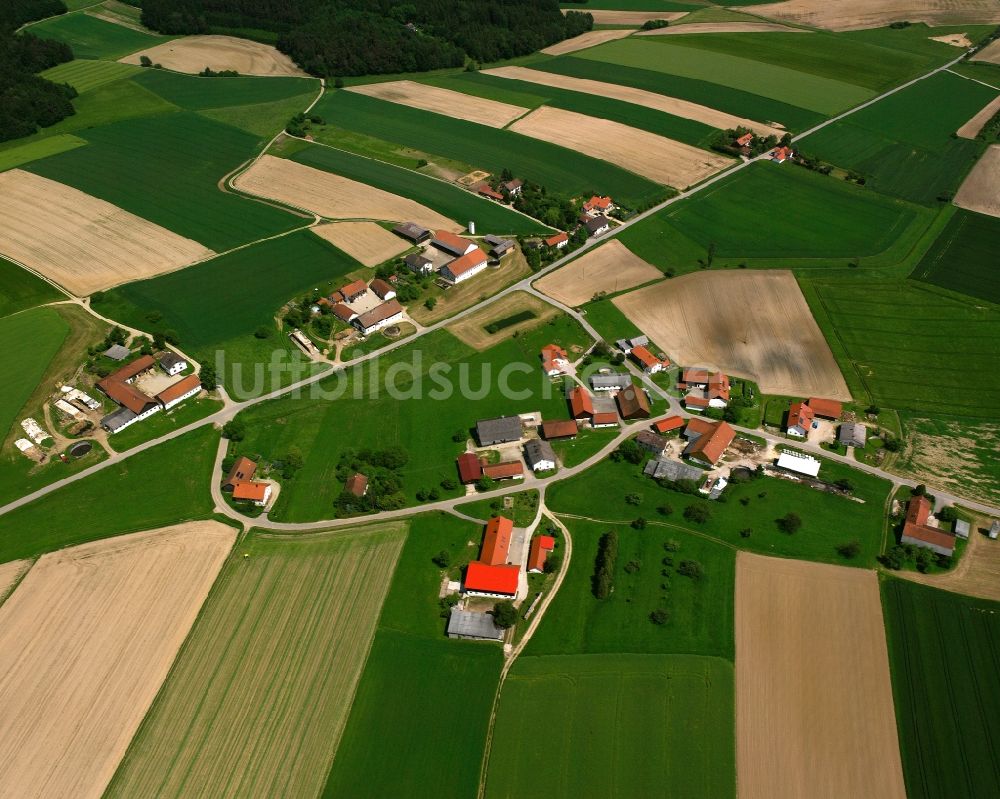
top-left (0, 522), bottom-right (235, 799)
top-left (234, 155), bottom-right (459, 231)
top-left (957, 95), bottom-right (1000, 138)
top-left (106, 523), bottom-right (406, 799)
top-left (0, 169), bottom-right (214, 296)
top-left (483, 66), bottom-right (784, 137)
top-left (744, 0), bottom-right (1000, 31)
top-left (972, 37), bottom-right (1000, 63)
top-left (639, 22), bottom-right (807, 35)
top-left (347, 80), bottom-right (528, 128)
top-left (736, 553), bottom-right (906, 799)
top-left (613, 269), bottom-right (851, 398)
top-left (0, 560), bottom-right (29, 605)
top-left (535, 240), bottom-right (662, 306)
top-left (312, 221), bottom-right (411, 266)
top-left (122, 34), bottom-right (307, 76)
top-left (586, 10), bottom-right (688, 26)
top-left (448, 290), bottom-right (560, 349)
top-left (897, 522), bottom-right (1000, 601)
top-left (929, 31), bottom-right (972, 46)
top-left (954, 144), bottom-right (1000, 218)
top-left (541, 29), bottom-right (634, 55)
top-left (509, 106), bottom-right (732, 189)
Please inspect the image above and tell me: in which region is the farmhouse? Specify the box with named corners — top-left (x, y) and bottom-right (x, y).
top-left (524, 439), bottom-right (557, 472)
top-left (644, 456), bottom-right (704, 483)
top-left (616, 385), bottom-right (651, 420)
top-left (456, 452), bottom-right (482, 484)
top-left (332, 303), bottom-right (357, 323)
top-left (484, 234), bottom-right (515, 259)
top-left (527, 535), bottom-right (555, 573)
top-left (154, 374), bottom-right (201, 411)
top-left (158, 352), bottom-right (187, 376)
top-left (477, 415), bottom-right (522, 446)
top-left (97, 356), bottom-right (160, 433)
top-left (590, 373), bottom-right (633, 392)
top-left (393, 221), bottom-right (430, 243)
top-left (232, 480), bottom-right (272, 507)
top-left (771, 145), bottom-right (793, 163)
top-left (477, 184), bottom-right (505, 202)
top-left (568, 386), bottom-right (594, 419)
top-left (630, 345), bottom-right (668, 374)
top-left (615, 335), bottom-right (648, 354)
top-left (775, 450), bottom-right (821, 477)
top-left (223, 456), bottom-right (257, 490)
top-left (654, 416), bottom-right (684, 434)
top-left (735, 132), bottom-right (754, 147)
top-left (807, 397), bottom-right (843, 420)
top-left (540, 343), bottom-right (569, 376)
top-left (583, 214), bottom-right (611, 237)
top-left (432, 229), bottom-right (477, 257)
top-left (369, 278), bottom-right (396, 301)
top-left (345, 473), bottom-right (369, 497)
top-left (464, 516), bottom-right (519, 597)
top-left (353, 300), bottom-right (404, 335)
top-left (405, 252), bottom-right (433, 275)
top-left (682, 418), bottom-right (735, 466)
top-left (636, 430), bottom-right (668, 455)
top-left (786, 401), bottom-right (815, 437)
top-left (447, 608), bottom-right (504, 641)
top-left (439, 247), bottom-right (488, 284)
top-left (592, 412), bottom-right (619, 429)
top-left (505, 179), bottom-right (523, 196)
top-left (681, 369), bottom-right (730, 410)
top-left (584, 195), bottom-right (614, 215)
top-left (545, 232), bottom-right (569, 249)
top-left (839, 422), bottom-right (867, 448)
top-left (482, 461), bottom-right (525, 481)
top-left (900, 495), bottom-right (956, 557)
top-left (340, 279), bottom-right (368, 302)
top-left (542, 420), bottom-right (578, 440)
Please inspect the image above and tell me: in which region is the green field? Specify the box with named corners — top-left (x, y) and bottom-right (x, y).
top-left (881, 578), bottom-right (1000, 799)
top-left (107, 396), bottom-right (224, 452)
top-left (485, 654), bottom-right (735, 799)
top-left (560, 0), bottom-right (700, 9)
top-left (132, 69), bottom-right (317, 109)
top-left (526, 519), bottom-right (734, 658)
top-left (321, 513), bottom-right (503, 799)
top-left (575, 38), bottom-right (872, 115)
top-left (39, 58), bottom-right (140, 93)
top-left (108, 522), bottom-right (406, 799)
top-left (27, 112), bottom-right (300, 251)
top-left (0, 426), bottom-right (219, 562)
top-left (0, 259), bottom-right (62, 318)
top-left (803, 278), bottom-right (1000, 417)
top-left (289, 143), bottom-right (549, 235)
top-left (910, 209), bottom-right (1000, 303)
top-left (546, 454), bottom-right (890, 567)
top-left (28, 12), bottom-right (164, 59)
top-left (0, 133), bottom-right (88, 172)
top-left (311, 90), bottom-right (667, 208)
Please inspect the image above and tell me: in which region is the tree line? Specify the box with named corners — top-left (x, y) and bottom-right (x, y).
top-left (139, 0), bottom-right (593, 77)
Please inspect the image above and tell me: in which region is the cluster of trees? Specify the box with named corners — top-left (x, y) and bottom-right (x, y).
top-left (334, 446), bottom-right (410, 514)
top-left (880, 542), bottom-right (951, 572)
top-left (710, 127), bottom-right (787, 158)
top-left (139, 0), bottom-right (592, 77)
top-left (592, 529), bottom-right (619, 599)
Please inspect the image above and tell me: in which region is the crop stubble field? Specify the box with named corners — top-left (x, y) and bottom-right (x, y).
top-left (311, 221), bottom-right (410, 266)
top-left (121, 34), bottom-right (308, 76)
top-left (954, 144), bottom-right (1000, 218)
top-left (748, 0), bottom-right (1000, 30)
top-left (540, 29), bottom-right (634, 55)
top-left (613, 270), bottom-right (851, 399)
top-left (737, 553), bottom-right (905, 799)
top-left (0, 522), bottom-right (235, 799)
top-left (535, 240), bottom-right (663, 306)
top-left (347, 81), bottom-right (528, 128)
top-left (108, 523), bottom-right (406, 799)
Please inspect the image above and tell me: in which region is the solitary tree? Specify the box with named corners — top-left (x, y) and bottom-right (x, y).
top-left (777, 512), bottom-right (802, 534)
top-left (492, 600), bottom-right (517, 629)
top-left (432, 550), bottom-right (450, 568)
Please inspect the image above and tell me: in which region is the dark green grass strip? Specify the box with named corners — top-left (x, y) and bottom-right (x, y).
top-left (910, 209), bottom-right (1000, 304)
top-left (132, 69), bottom-right (317, 110)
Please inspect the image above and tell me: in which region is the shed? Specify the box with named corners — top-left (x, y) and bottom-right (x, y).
top-left (838, 422), bottom-right (867, 448)
top-left (644, 457), bottom-right (703, 483)
top-left (476, 416), bottom-right (522, 446)
top-left (590, 373), bottom-right (632, 392)
top-left (103, 344), bottom-right (131, 361)
top-left (393, 221), bottom-right (430, 243)
top-left (776, 451), bottom-right (821, 477)
top-left (447, 608), bottom-right (504, 641)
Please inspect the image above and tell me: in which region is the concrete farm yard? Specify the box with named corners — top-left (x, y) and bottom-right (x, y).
top-left (2, 4), bottom-right (1000, 799)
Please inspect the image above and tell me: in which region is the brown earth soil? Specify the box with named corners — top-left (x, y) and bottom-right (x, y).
top-left (447, 290), bottom-right (561, 350)
top-left (612, 269), bottom-right (851, 399)
top-left (346, 80), bottom-right (529, 128)
top-left (508, 105), bottom-right (733, 189)
top-left (638, 21), bottom-right (808, 35)
top-left (233, 155), bottom-right (460, 231)
top-left (957, 94), bottom-right (1000, 138)
top-left (534, 240), bottom-right (662, 307)
top-left (953, 143), bottom-right (1000, 217)
top-left (312, 221), bottom-right (411, 266)
top-left (540, 29), bottom-right (634, 55)
top-left (0, 522), bottom-right (235, 799)
top-left (0, 560), bottom-right (29, 605)
top-left (483, 66), bottom-right (785, 138)
top-left (971, 37), bottom-right (1000, 63)
top-left (121, 35), bottom-right (308, 76)
top-left (742, 0), bottom-right (1000, 31)
top-left (895, 522), bottom-right (1000, 601)
top-left (736, 552), bottom-right (906, 799)
top-left (0, 169), bottom-right (214, 296)
top-left (929, 31), bottom-right (972, 45)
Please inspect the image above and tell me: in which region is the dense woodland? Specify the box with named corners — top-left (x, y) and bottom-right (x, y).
top-left (1, 1), bottom-right (76, 143)
top-left (140, 0), bottom-right (592, 76)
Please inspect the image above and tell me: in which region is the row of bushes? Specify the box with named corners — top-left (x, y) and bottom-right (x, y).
top-left (592, 529), bottom-right (618, 599)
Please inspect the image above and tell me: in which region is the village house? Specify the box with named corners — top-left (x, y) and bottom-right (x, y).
top-left (232, 480), bottom-right (272, 507)
top-left (97, 355), bottom-right (161, 433)
top-left (771, 145), bottom-right (793, 163)
top-left (735, 132), bottom-right (754, 148)
top-left (545, 231), bottom-right (569, 249)
top-left (807, 397), bottom-right (843, 420)
top-left (332, 303), bottom-right (357, 324)
top-left (540, 343), bottom-right (569, 377)
top-left (477, 184), bottom-right (505, 202)
top-left (447, 608), bottom-right (504, 641)
top-left (476, 415), bottom-right (522, 446)
top-left (482, 461), bottom-right (524, 481)
top-left (583, 195), bottom-right (614, 216)
top-left (369, 278), bottom-right (396, 301)
top-left (591, 412), bottom-right (619, 428)
top-left (504, 178), bottom-right (523, 197)
top-left (158, 351), bottom-right (187, 376)
top-left (567, 385), bottom-right (594, 419)
top-left (345, 473), bottom-right (369, 497)
top-left (541, 420), bottom-right (578, 440)
top-left (527, 534), bottom-right (555, 573)
top-left (393, 221), bottom-right (430, 244)
top-left (682, 418), bottom-right (735, 466)
top-left (786, 401), bottom-right (815, 437)
top-left (432, 229), bottom-right (477, 257)
top-left (839, 422), bottom-right (867, 449)
top-left (590, 373), bottom-right (633, 392)
top-left (583, 214), bottom-right (611, 237)
top-left (463, 516), bottom-right (520, 598)
top-left (353, 299), bottom-right (404, 335)
top-left (340, 279), bottom-right (368, 303)
top-left (616, 385), bottom-right (651, 420)
top-left (900, 495), bottom-right (956, 557)
top-left (456, 452), bottom-right (483, 484)
top-left (154, 374), bottom-right (202, 411)
top-left (223, 456), bottom-right (257, 490)
top-left (681, 369), bottom-right (730, 411)
top-left (439, 247), bottom-right (488, 284)
top-left (636, 430), bottom-right (668, 456)
top-left (524, 439), bottom-right (557, 472)
top-left (630, 345), bottom-right (668, 374)
top-left (654, 416), bottom-right (684, 435)
top-left (405, 252), bottom-right (434, 275)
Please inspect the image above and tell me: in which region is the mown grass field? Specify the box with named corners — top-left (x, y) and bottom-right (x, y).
top-left (0, 258), bottom-right (62, 318)
top-left (28, 12), bottom-right (164, 60)
top-left (311, 90), bottom-right (667, 208)
top-left (107, 522), bottom-right (406, 799)
top-left (574, 38), bottom-right (871, 115)
top-left (0, 426), bottom-right (219, 562)
top-left (910, 209), bottom-right (1000, 304)
top-left (289, 143), bottom-right (548, 234)
top-left (39, 58), bottom-right (139, 93)
top-left (546, 455), bottom-right (890, 568)
top-left (802, 278), bottom-right (1000, 417)
top-left (0, 133), bottom-right (87, 172)
top-left (27, 112), bottom-right (301, 251)
top-left (485, 654), bottom-right (735, 799)
top-left (881, 578), bottom-right (1000, 799)
top-left (538, 56), bottom-right (823, 131)
top-left (321, 513), bottom-right (503, 799)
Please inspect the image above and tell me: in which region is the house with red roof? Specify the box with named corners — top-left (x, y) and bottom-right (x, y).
top-left (786, 401), bottom-right (815, 437)
top-left (527, 535), bottom-right (555, 573)
top-left (630, 345), bottom-right (668, 374)
top-left (681, 368), bottom-right (730, 410)
top-left (480, 515), bottom-right (514, 565)
top-left (545, 231), bottom-right (569, 249)
top-left (540, 343), bottom-right (569, 376)
top-left (542, 419), bottom-right (578, 440)
top-left (591, 411), bottom-right (619, 429)
top-left (807, 397), bottom-right (843, 420)
top-left (482, 461), bottom-right (524, 481)
top-left (616, 385), bottom-right (650, 420)
top-left (477, 184), bottom-right (505, 202)
top-left (439, 247), bottom-right (488, 284)
top-left (654, 416), bottom-right (684, 434)
top-left (369, 278), bottom-right (396, 301)
top-left (771, 145), bottom-right (793, 163)
top-left (583, 195), bottom-right (613, 215)
top-left (683, 418), bottom-right (735, 466)
top-left (735, 132), bottom-right (754, 148)
top-left (345, 473), bottom-right (368, 497)
top-left (432, 229), bottom-right (477, 257)
top-left (340, 279), bottom-right (368, 302)
top-left (456, 452), bottom-right (482, 484)
top-left (463, 562), bottom-right (519, 597)
top-left (568, 385), bottom-right (594, 419)
top-left (900, 495), bottom-right (956, 556)
top-left (232, 480), bottom-right (272, 507)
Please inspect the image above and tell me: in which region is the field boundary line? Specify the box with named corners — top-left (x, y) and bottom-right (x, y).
top-left (945, 67), bottom-right (1000, 91)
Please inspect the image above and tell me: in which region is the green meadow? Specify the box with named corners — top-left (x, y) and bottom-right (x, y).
top-left (0, 259), bottom-right (63, 318)
top-left (911, 209), bottom-right (1000, 304)
top-left (28, 12), bottom-right (164, 60)
top-left (132, 69), bottom-right (316, 109)
top-left (39, 59), bottom-right (140, 93)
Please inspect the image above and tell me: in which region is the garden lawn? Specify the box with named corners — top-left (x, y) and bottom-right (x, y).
top-left (455, 490), bottom-right (540, 527)
top-left (311, 90), bottom-right (667, 209)
top-left (574, 38), bottom-right (872, 115)
top-left (547, 455), bottom-right (889, 567)
top-left (910, 209), bottom-right (1000, 304)
top-left (881, 578), bottom-right (1000, 799)
top-left (0, 258), bottom-right (63, 318)
top-left (39, 59), bottom-right (139, 93)
top-left (28, 12), bottom-right (164, 60)
top-left (0, 426), bottom-right (220, 562)
top-left (108, 396), bottom-right (224, 452)
top-left (289, 143), bottom-right (547, 235)
top-left (549, 426), bottom-right (621, 468)
top-left (27, 112), bottom-right (300, 251)
top-left (484, 653), bottom-right (735, 799)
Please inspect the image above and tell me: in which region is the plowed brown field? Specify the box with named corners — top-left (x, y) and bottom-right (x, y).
top-left (122, 35), bottom-right (308, 76)
top-left (957, 95), bottom-right (1000, 138)
top-left (346, 80), bottom-right (528, 128)
top-left (534, 240), bottom-right (662, 306)
top-left (971, 37), bottom-right (1000, 63)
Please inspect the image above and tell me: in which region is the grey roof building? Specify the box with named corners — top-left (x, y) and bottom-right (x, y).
top-left (404, 252), bottom-right (433, 274)
top-left (393, 221), bottom-right (430, 243)
top-left (104, 344), bottom-right (130, 361)
top-left (838, 422), bottom-right (867, 448)
top-left (644, 457), bottom-right (703, 483)
top-left (615, 335), bottom-right (649, 353)
top-left (447, 608), bottom-right (504, 641)
top-left (159, 352), bottom-right (186, 373)
top-left (524, 438), bottom-right (557, 471)
top-left (476, 415), bottom-right (522, 446)
top-left (590, 373), bottom-right (633, 392)
top-left (484, 234), bottom-right (514, 258)
top-left (584, 214), bottom-right (611, 236)
top-left (636, 430), bottom-right (669, 455)
top-left (100, 407), bottom-right (136, 433)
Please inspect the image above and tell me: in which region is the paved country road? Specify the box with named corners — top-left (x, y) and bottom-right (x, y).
top-left (3, 53), bottom-right (994, 526)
